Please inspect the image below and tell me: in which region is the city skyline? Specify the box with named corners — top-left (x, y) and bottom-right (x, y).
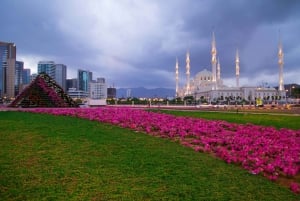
top-left (1, 0), bottom-right (300, 89)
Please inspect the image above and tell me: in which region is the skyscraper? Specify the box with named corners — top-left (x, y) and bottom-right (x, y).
top-left (23, 68), bottom-right (31, 85)
top-left (66, 78), bottom-right (78, 90)
top-left (38, 61), bottom-right (55, 78)
top-left (15, 61), bottom-right (24, 96)
top-left (37, 61), bottom-right (67, 91)
top-left (97, 77), bottom-right (105, 83)
top-left (0, 41), bottom-right (16, 99)
top-left (107, 87), bottom-right (116, 99)
top-left (55, 64), bottom-right (67, 91)
top-left (90, 78), bottom-right (107, 99)
top-left (30, 73), bottom-right (37, 82)
top-left (78, 69), bottom-right (92, 92)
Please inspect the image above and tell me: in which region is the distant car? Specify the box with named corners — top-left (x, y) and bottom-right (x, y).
top-left (213, 104), bottom-right (227, 108)
top-left (79, 103), bottom-right (89, 108)
top-left (196, 104), bottom-right (212, 108)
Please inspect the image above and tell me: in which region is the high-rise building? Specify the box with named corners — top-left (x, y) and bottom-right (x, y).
top-left (107, 87), bottom-right (116, 99)
top-left (22, 68), bottom-right (31, 85)
top-left (97, 77), bottom-right (105, 83)
top-left (38, 62), bottom-right (67, 91)
top-left (90, 78), bottom-right (107, 99)
top-left (126, 89), bottom-right (131, 98)
top-left (67, 78), bottom-right (78, 90)
top-left (0, 41), bottom-right (16, 99)
top-left (15, 61), bottom-right (24, 96)
top-left (78, 69), bottom-right (92, 92)
top-left (55, 64), bottom-right (67, 91)
top-left (38, 61), bottom-right (55, 78)
top-left (30, 73), bottom-right (37, 82)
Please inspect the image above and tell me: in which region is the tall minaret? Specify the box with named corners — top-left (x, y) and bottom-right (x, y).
top-left (211, 32), bottom-right (217, 89)
top-left (217, 57), bottom-right (221, 88)
top-left (278, 33), bottom-right (284, 91)
top-left (186, 51), bottom-right (191, 95)
top-left (235, 49), bottom-right (240, 87)
top-left (175, 58), bottom-right (179, 97)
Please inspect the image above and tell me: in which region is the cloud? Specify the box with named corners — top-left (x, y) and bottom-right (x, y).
top-left (56, 1), bottom-right (163, 59)
top-left (17, 54), bottom-right (53, 74)
top-left (1, 0), bottom-right (299, 89)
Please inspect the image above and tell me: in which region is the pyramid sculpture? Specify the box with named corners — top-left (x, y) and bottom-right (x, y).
top-left (9, 73), bottom-right (78, 108)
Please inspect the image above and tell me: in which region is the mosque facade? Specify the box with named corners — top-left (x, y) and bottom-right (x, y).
top-left (175, 33), bottom-right (286, 105)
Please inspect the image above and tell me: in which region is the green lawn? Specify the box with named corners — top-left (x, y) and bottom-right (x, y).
top-left (155, 110), bottom-right (300, 130)
top-left (0, 111), bottom-right (299, 200)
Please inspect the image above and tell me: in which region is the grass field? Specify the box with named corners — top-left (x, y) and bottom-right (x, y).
top-left (155, 109), bottom-right (300, 130)
top-left (0, 111), bottom-right (299, 200)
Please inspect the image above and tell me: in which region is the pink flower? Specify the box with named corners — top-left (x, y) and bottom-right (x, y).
top-left (290, 182), bottom-right (300, 194)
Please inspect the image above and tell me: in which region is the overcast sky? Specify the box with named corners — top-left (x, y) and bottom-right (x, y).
top-left (1, 0), bottom-right (300, 89)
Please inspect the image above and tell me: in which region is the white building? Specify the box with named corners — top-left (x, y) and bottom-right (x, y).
top-left (176, 32), bottom-right (286, 104)
top-left (88, 78), bottom-right (107, 106)
top-left (90, 82), bottom-right (107, 99)
top-left (67, 88), bottom-right (89, 99)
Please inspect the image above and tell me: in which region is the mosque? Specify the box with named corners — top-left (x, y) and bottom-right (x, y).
top-left (175, 33), bottom-right (286, 105)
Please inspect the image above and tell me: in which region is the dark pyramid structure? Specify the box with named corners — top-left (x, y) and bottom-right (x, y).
top-left (9, 73), bottom-right (78, 108)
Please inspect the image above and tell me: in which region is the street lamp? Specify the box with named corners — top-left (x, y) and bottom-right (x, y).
top-left (291, 85), bottom-right (295, 97)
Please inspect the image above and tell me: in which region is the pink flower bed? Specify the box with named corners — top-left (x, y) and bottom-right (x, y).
top-left (23, 107), bottom-right (300, 193)
top-left (36, 77), bottom-right (67, 107)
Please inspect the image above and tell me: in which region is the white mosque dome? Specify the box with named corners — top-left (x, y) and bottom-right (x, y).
top-left (194, 69), bottom-right (213, 81)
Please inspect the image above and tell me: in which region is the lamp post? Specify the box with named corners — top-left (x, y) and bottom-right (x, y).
top-left (291, 85), bottom-right (295, 97)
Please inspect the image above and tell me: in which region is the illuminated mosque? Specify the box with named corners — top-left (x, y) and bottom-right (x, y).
top-left (175, 33), bottom-right (286, 104)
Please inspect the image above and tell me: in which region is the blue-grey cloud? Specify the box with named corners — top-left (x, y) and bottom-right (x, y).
top-left (1, 0), bottom-right (299, 88)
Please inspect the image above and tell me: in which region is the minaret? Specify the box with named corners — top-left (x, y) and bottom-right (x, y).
top-left (235, 49), bottom-right (240, 87)
top-left (186, 51), bottom-right (190, 95)
top-left (278, 33), bottom-right (284, 91)
top-left (211, 32), bottom-right (217, 89)
top-left (175, 58), bottom-right (179, 97)
top-left (217, 57), bottom-right (221, 88)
